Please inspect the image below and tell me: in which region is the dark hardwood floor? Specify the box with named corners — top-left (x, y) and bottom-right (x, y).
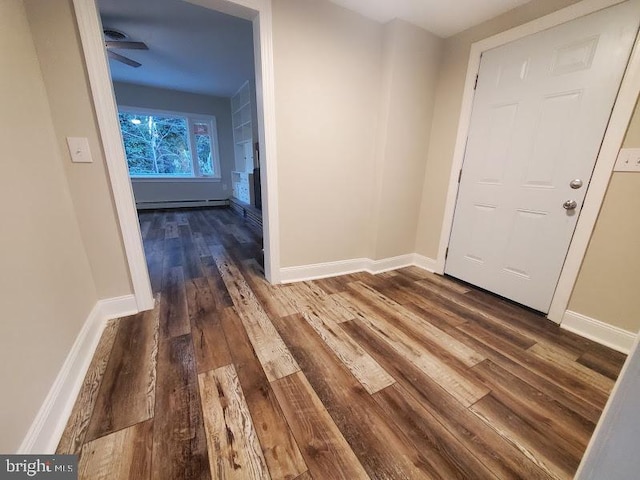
top-left (57, 207), bottom-right (627, 479)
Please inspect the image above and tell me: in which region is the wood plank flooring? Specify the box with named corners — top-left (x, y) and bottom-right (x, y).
top-left (58, 207), bottom-right (627, 479)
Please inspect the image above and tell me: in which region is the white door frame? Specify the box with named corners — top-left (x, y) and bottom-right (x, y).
top-left (436, 0), bottom-right (640, 323)
top-left (72, 0), bottom-right (282, 312)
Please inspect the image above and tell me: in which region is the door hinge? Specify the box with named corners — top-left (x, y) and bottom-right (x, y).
top-left (457, 169), bottom-right (463, 183)
top-left (445, 247), bottom-right (449, 259)
top-left (474, 74), bottom-right (479, 90)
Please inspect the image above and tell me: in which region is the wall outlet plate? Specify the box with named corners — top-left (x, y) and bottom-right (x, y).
top-left (614, 148), bottom-right (640, 172)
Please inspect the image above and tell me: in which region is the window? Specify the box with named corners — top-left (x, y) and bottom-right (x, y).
top-left (118, 107), bottom-right (221, 179)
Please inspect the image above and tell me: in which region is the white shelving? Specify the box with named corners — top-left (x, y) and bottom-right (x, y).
top-left (231, 81), bottom-right (255, 204)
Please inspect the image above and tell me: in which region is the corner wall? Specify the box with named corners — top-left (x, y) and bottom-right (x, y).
top-left (272, 0), bottom-right (444, 269)
top-left (370, 20), bottom-right (442, 260)
top-left (272, 0), bottom-right (383, 267)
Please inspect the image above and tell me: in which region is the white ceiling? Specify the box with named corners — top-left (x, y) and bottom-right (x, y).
top-left (329, 0), bottom-right (533, 37)
top-left (98, 0), bottom-right (532, 97)
top-left (99, 0), bottom-right (255, 97)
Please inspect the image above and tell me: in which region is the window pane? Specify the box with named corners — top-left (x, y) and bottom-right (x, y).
top-left (194, 122), bottom-right (214, 176)
top-left (119, 112), bottom-right (192, 176)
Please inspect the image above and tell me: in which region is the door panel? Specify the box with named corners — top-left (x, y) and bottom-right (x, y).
top-left (445, 2), bottom-right (639, 313)
top-left (466, 204), bottom-right (498, 264)
top-left (482, 103), bottom-right (519, 184)
top-left (525, 91), bottom-right (582, 187)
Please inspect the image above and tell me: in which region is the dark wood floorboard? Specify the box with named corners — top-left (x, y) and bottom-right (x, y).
top-left (79, 419), bottom-right (153, 480)
top-left (185, 276), bottom-right (232, 373)
top-left (153, 333), bottom-right (211, 480)
top-left (159, 266), bottom-right (190, 340)
top-left (60, 207), bottom-right (627, 480)
top-left (57, 319), bottom-right (120, 455)
top-left (272, 313), bottom-right (431, 479)
top-left (220, 306), bottom-right (307, 479)
top-left (271, 371), bottom-right (368, 480)
top-left (341, 318), bottom-right (552, 480)
top-left (84, 308), bottom-right (158, 442)
top-left (372, 383), bottom-right (498, 479)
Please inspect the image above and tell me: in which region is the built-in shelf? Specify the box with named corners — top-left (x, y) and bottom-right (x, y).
top-left (231, 81), bottom-right (255, 205)
top-left (232, 102), bottom-right (251, 114)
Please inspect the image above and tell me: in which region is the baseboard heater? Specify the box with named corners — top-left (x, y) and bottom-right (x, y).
top-left (136, 198), bottom-right (230, 210)
top-left (229, 197), bottom-right (263, 229)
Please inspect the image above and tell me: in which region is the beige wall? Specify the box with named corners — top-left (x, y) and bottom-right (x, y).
top-left (273, 0), bottom-right (444, 266)
top-left (370, 20), bottom-right (442, 260)
top-left (273, 0), bottom-right (382, 266)
top-left (568, 101), bottom-right (640, 332)
top-left (0, 0), bottom-right (98, 452)
top-left (415, 0), bottom-right (583, 258)
top-left (25, 0), bottom-right (132, 299)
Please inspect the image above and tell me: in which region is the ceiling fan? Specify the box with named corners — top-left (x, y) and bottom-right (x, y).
top-left (103, 29), bottom-right (148, 68)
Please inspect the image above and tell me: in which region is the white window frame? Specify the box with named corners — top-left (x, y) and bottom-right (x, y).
top-left (118, 105), bottom-right (222, 180)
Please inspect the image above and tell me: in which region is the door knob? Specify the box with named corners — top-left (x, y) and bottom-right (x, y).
top-left (570, 179), bottom-right (583, 189)
top-left (563, 200), bottom-right (578, 210)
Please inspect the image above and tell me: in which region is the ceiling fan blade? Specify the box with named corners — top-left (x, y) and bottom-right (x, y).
top-left (108, 50), bottom-right (142, 68)
top-left (105, 40), bottom-right (148, 50)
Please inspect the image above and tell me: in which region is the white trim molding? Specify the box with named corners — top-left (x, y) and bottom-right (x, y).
top-left (97, 294), bottom-right (139, 320)
top-left (73, 0), bottom-right (154, 312)
top-left (561, 310), bottom-right (636, 354)
top-left (413, 254), bottom-right (438, 273)
top-left (186, 0), bottom-right (281, 282)
top-left (280, 258), bottom-right (369, 283)
top-left (280, 253), bottom-right (438, 283)
top-left (250, 0), bottom-right (282, 284)
top-left (18, 295), bottom-right (138, 454)
top-left (434, 0), bottom-right (640, 323)
top-left (368, 254), bottom-right (417, 274)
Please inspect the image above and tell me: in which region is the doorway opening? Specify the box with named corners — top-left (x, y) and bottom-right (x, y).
top-left (98, 0), bottom-right (267, 292)
top-left (74, 0), bottom-right (282, 311)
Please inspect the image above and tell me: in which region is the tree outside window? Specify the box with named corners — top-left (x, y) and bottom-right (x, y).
top-left (118, 109), bottom-right (218, 178)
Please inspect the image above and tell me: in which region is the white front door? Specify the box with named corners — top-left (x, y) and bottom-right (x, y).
top-left (445, 2), bottom-right (639, 313)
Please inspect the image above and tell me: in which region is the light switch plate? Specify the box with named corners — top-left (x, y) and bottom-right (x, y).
top-left (614, 148), bottom-right (640, 172)
top-left (66, 137), bottom-right (93, 163)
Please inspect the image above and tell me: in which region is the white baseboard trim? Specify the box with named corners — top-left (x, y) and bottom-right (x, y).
top-left (280, 258), bottom-right (369, 283)
top-left (18, 294), bottom-right (138, 454)
top-left (412, 254), bottom-right (438, 273)
top-left (561, 310), bottom-right (636, 354)
top-left (279, 253), bottom-right (439, 283)
top-left (368, 254), bottom-right (416, 274)
top-left (99, 294), bottom-right (139, 319)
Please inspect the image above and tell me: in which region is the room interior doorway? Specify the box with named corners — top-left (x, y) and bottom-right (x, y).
top-left (72, 0), bottom-right (282, 311)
